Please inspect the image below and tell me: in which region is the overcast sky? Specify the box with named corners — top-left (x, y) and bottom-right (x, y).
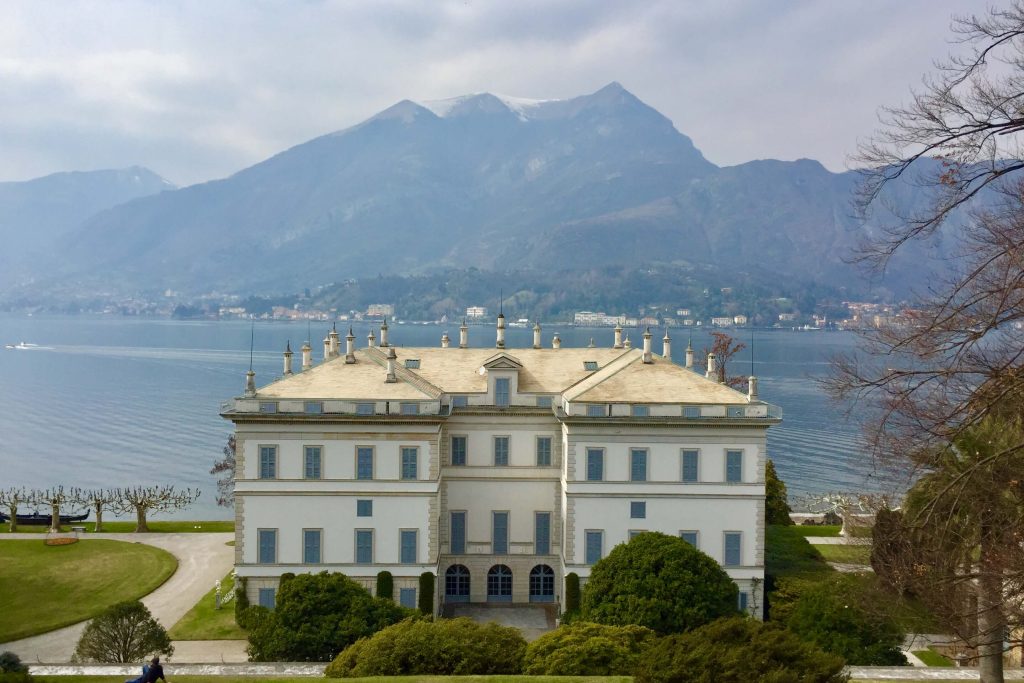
top-left (2, 0), bottom-right (969, 186)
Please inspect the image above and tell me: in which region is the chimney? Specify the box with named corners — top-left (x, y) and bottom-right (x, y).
top-left (283, 341), bottom-right (293, 376)
top-left (748, 376), bottom-right (759, 401)
top-left (624, 336), bottom-right (632, 349)
top-left (329, 324), bottom-right (340, 358)
top-left (459, 319), bottom-right (468, 349)
top-left (613, 324), bottom-right (623, 349)
top-left (685, 339), bottom-right (694, 369)
top-left (441, 331), bottom-right (450, 348)
top-left (705, 353), bottom-right (717, 380)
top-left (552, 333), bottom-right (561, 349)
top-left (323, 334), bottom-right (331, 362)
top-left (380, 318), bottom-right (390, 347)
top-left (533, 321), bottom-right (542, 349)
top-left (588, 337), bottom-right (596, 348)
top-left (244, 369), bottom-right (256, 397)
top-left (367, 329), bottom-right (377, 348)
top-left (662, 329), bottom-right (672, 361)
top-left (385, 346), bottom-right (397, 383)
top-left (301, 340), bottom-right (312, 371)
top-left (345, 327), bottom-right (356, 364)
top-left (642, 328), bottom-right (653, 364)
top-left (496, 313), bottom-right (506, 349)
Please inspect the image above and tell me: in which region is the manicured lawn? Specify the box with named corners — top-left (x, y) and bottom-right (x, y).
top-left (815, 543), bottom-right (872, 565)
top-left (169, 571), bottom-right (247, 640)
top-left (4, 520), bottom-right (233, 534)
top-left (913, 648), bottom-right (954, 666)
top-left (765, 525), bottom-right (832, 578)
top-left (788, 524), bottom-right (842, 537)
top-left (35, 677), bottom-right (631, 682)
top-left (0, 539), bottom-right (177, 642)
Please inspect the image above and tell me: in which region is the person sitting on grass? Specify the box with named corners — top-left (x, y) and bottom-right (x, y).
top-left (125, 661), bottom-right (148, 683)
top-left (143, 656), bottom-right (167, 683)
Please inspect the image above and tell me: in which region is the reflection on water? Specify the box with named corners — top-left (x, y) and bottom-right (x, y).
top-left (0, 315), bottom-right (901, 518)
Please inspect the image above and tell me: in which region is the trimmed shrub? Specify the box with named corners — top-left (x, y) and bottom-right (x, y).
top-left (523, 622), bottom-right (656, 675)
top-left (236, 605), bottom-right (271, 631)
top-left (247, 571), bottom-right (410, 662)
top-left (765, 459), bottom-right (793, 525)
top-left (581, 532), bottom-right (738, 634)
top-left (325, 617), bottom-right (526, 677)
top-left (0, 653), bottom-right (27, 674)
top-left (376, 571), bottom-right (393, 601)
top-left (418, 572), bottom-right (434, 614)
top-left (72, 601), bottom-right (173, 663)
top-left (564, 572), bottom-right (580, 614)
top-left (634, 616), bottom-right (847, 683)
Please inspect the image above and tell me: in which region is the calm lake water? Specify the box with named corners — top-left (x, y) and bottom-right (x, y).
top-left (0, 315), bottom-right (891, 519)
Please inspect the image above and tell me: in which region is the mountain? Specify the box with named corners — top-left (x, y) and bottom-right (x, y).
top-left (2, 84), bottom-right (960, 299)
top-left (0, 167), bottom-right (174, 287)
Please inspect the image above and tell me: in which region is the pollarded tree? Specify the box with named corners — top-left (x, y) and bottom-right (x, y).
top-left (0, 487), bottom-right (30, 532)
top-left (81, 488), bottom-right (118, 533)
top-left (112, 485), bottom-right (199, 532)
top-left (580, 532), bottom-right (738, 634)
top-left (72, 600), bottom-right (173, 663)
top-left (31, 486), bottom-right (83, 533)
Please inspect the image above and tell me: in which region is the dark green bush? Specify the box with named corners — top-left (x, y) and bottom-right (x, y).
top-left (765, 459), bottom-right (793, 525)
top-left (564, 572), bottom-right (580, 614)
top-left (581, 532), bottom-right (738, 634)
top-left (236, 605), bottom-right (271, 631)
top-left (0, 674), bottom-right (34, 683)
top-left (72, 600), bottom-right (173, 663)
top-left (375, 571), bottom-right (393, 601)
top-left (324, 617), bottom-right (526, 677)
top-left (634, 617), bottom-right (847, 683)
top-left (418, 572), bottom-right (434, 614)
top-left (234, 576), bottom-right (249, 624)
top-left (279, 572), bottom-right (296, 585)
top-left (247, 571), bottom-right (410, 662)
top-left (0, 652), bottom-right (27, 674)
top-left (523, 621), bottom-right (656, 675)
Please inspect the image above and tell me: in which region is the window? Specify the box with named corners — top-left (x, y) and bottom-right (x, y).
top-left (529, 564), bottom-right (555, 602)
top-left (404, 359), bottom-right (420, 369)
top-left (535, 512), bottom-right (551, 555)
top-left (400, 530), bottom-right (418, 564)
top-left (451, 436), bottom-right (467, 466)
top-left (495, 378), bottom-right (510, 407)
top-left (304, 401), bottom-right (322, 414)
top-left (683, 406), bottom-right (700, 418)
top-left (356, 447), bottom-right (373, 480)
top-left (401, 447), bottom-right (418, 480)
top-left (304, 446), bottom-right (322, 479)
top-left (724, 532), bottom-right (742, 566)
top-left (680, 531), bottom-right (699, 548)
top-left (303, 529), bottom-right (322, 564)
top-left (585, 530), bottom-right (603, 565)
top-left (258, 588), bottom-right (276, 609)
top-left (487, 564), bottom-right (513, 601)
top-left (583, 361), bottom-right (599, 371)
top-left (728, 406), bottom-right (745, 417)
top-left (587, 404), bottom-right (604, 417)
top-left (259, 401), bottom-right (277, 413)
top-left (399, 588), bottom-right (417, 608)
top-left (630, 501), bottom-right (646, 519)
top-left (726, 450), bottom-right (743, 483)
top-left (738, 592), bottom-right (749, 612)
top-left (630, 448), bottom-right (647, 481)
top-left (451, 395), bottom-right (468, 408)
top-left (492, 512), bottom-right (509, 554)
top-left (356, 499), bottom-right (372, 517)
top-left (681, 450), bottom-right (699, 482)
top-left (445, 564), bottom-right (470, 600)
top-left (494, 436), bottom-right (510, 466)
top-left (536, 437), bottom-right (552, 466)
top-left (632, 405), bottom-right (649, 417)
top-left (629, 529), bottom-right (643, 539)
top-left (586, 448), bottom-right (604, 481)
top-left (536, 396), bottom-right (552, 408)
top-left (356, 403), bottom-right (374, 416)
top-left (258, 446), bottom-right (277, 479)
top-left (257, 529), bottom-right (277, 563)
top-left (450, 511), bottom-right (466, 554)
top-left (400, 402), bottom-right (419, 415)
top-left (355, 530), bottom-right (373, 564)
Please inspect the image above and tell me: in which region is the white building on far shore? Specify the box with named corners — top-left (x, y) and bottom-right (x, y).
top-left (222, 318), bottom-right (781, 615)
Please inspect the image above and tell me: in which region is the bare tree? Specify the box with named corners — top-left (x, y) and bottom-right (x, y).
top-left (210, 434), bottom-right (236, 508)
top-left (82, 488), bottom-right (118, 533)
top-left (31, 486), bottom-right (83, 533)
top-left (0, 487), bottom-right (31, 532)
top-left (112, 486), bottom-right (199, 533)
top-left (701, 331), bottom-right (748, 389)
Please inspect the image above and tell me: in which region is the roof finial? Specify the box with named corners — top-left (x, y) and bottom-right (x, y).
top-left (499, 288), bottom-right (503, 316)
top-left (248, 321), bottom-right (255, 372)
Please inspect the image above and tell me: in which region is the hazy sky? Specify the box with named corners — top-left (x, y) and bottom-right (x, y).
top-left (2, 0), bottom-right (968, 186)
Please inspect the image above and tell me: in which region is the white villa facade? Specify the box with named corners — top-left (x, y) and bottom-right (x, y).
top-left (222, 318), bottom-right (781, 616)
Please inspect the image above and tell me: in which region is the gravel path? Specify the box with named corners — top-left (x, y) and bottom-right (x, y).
top-left (0, 532), bottom-right (233, 663)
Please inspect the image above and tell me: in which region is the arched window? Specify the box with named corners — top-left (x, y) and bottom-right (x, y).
top-left (445, 564), bottom-right (470, 603)
top-left (487, 564), bottom-right (513, 602)
top-left (529, 564), bottom-right (555, 602)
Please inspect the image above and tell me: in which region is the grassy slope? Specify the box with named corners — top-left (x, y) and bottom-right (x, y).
top-left (0, 539), bottom-right (177, 642)
top-left (34, 677), bottom-right (632, 683)
top-left (5, 520), bottom-right (233, 534)
top-left (815, 543), bottom-right (871, 564)
top-left (787, 524), bottom-right (842, 537)
top-left (169, 572), bottom-right (247, 640)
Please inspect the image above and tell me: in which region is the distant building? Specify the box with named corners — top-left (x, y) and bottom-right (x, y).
top-left (573, 311), bottom-right (623, 327)
top-left (677, 309), bottom-right (692, 317)
top-left (711, 317), bottom-right (734, 327)
top-left (733, 315), bottom-right (748, 326)
top-left (639, 316), bottom-right (659, 328)
top-left (466, 306), bottom-right (488, 319)
top-left (367, 304), bottom-right (394, 318)
top-left (778, 313), bottom-right (798, 322)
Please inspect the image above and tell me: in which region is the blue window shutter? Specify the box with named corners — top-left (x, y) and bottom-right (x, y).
top-left (630, 449), bottom-right (647, 481)
top-left (400, 530), bottom-right (417, 564)
top-left (585, 531), bottom-right (603, 564)
top-left (495, 378), bottom-right (510, 406)
top-left (682, 450), bottom-right (699, 482)
top-left (401, 447), bottom-right (418, 480)
top-left (450, 512), bottom-right (466, 554)
top-left (493, 512), bottom-right (509, 554)
top-left (451, 436), bottom-right (467, 465)
top-left (725, 532), bottom-right (742, 566)
top-left (587, 449), bottom-right (603, 481)
top-left (535, 512), bottom-right (551, 555)
top-left (399, 588), bottom-right (417, 608)
top-left (258, 588), bottom-right (275, 609)
top-left (357, 447), bottom-right (373, 480)
top-left (681, 531), bottom-right (698, 548)
top-left (356, 530), bottom-right (373, 563)
top-left (303, 529), bottom-right (321, 563)
top-left (258, 529), bottom-right (276, 563)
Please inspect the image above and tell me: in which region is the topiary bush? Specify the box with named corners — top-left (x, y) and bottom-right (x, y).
top-left (522, 622), bottom-right (656, 675)
top-left (634, 616), bottom-right (847, 683)
top-left (71, 601), bottom-right (173, 663)
top-left (417, 572), bottom-right (434, 614)
top-left (581, 531), bottom-right (738, 634)
top-left (564, 572), bottom-right (580, 615)
top-left (376, 571), bottom-right (393, 601)
top-left (325, 617), bottom-right (526, 677)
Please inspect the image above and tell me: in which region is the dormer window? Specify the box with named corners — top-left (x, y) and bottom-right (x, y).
top-left (451, 395), bottom-right (468, 408)
top-left (583, 361), bottom-right (599, 371)
top-left (495, 378), bottom-right (510, 407)
top-left (587, 404), bottom-right (604, 417)
top-left (304, 401), bottom-right (323, 414)
top-left (404, 359), bottom-right (421, 369)
top-left (259, 401), bottom-right (278, 413)
top-left (632, 405), bottom-right (649, 417)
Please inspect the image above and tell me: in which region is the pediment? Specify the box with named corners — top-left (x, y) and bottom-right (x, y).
top-left (482, 352), bottom-right (523, 370)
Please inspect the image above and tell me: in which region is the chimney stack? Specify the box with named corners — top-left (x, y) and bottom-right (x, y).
top-left (283, 341), bottom-right (293, 376)
top-left (323, 333), bottom-right (331, 362)
top-left (459, 320), bottom-right (468, 349)
top-left (301, 340), bottom-right (312, 371)
top-left (613, 324), bottom-right (623, 349)
top-left (748, 376), bottom-right (759, 401)
top-left (685, 339), bottom-right (694, 369)
top-left (624, 336), bottom-right (632, 349)
top-left (662, 329), bottom-right (672, 361)
top-left (642, 328), bottom-right (653, 364)
top-left (244, 369), bottom-right (256, 397)
top-left (496, 313), bottom-right (506, 349)
top-left (367, 329), bottom-right (377, 348)
top-left (385, 346), bottom-right (397, 383)
top-left (552, 333), bottom-right (561, 349)
top-left (329, 324), bottom-right (341, 358)
top-left (441, 331), bottom-right (450, 348)
top-left (345, 327), bottom-right (356, 364)
top-left (705, 353), bottom-right (718, 381)
top-left (533, 321), bottom-right (542, 349)
top-left (380, 318), bottom-right (389, 347)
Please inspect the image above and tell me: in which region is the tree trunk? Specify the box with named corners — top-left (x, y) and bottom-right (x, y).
top-left (135, 506), bottom-right (149, 533)
top-left (50, 501), bottom-right (60, 533)
top-left (8, 503), bottom-right (17, 533)
top-left (94, 502), bottom-right (103, 532)
top-left (977, 528), bottom-right (1005, 683)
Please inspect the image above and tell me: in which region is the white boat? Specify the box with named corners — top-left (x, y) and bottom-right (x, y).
top-left (4, 342), bottom-right (48, 350)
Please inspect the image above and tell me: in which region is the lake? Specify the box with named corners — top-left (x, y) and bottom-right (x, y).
top-left (0, 315), bottom-right (891, 519)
